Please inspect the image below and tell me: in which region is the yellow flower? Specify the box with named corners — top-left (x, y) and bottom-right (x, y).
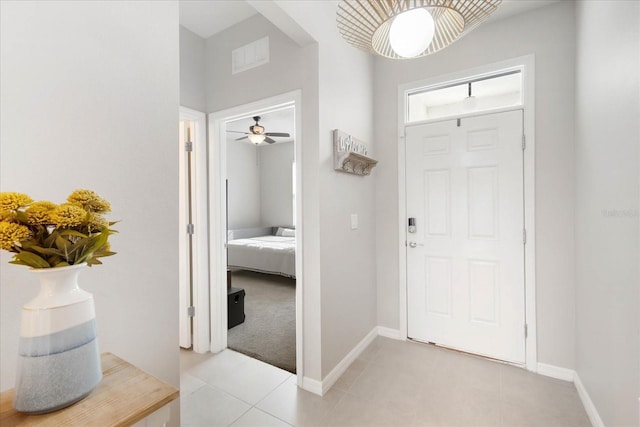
top-left (0, 210), bottom-right (15, 222)
top-left (25, 201), bottom-right (58, 225)
top-left (87, 213), bottom-right (109, 231)
top-left (0, 192), bottom-right (33, 212)
top-left (50, 203), bottom-right (87, 228)
top-left (0, 221), bottom-right (32, 250)
top-left (67, 189), bottom-right (111, 213)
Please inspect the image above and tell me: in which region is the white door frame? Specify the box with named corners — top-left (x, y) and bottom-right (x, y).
top-left (397, 55), bottom-right (537, 371)
top-left (179, 106), bottom-right (210, 353)
top-left (208, 90), bottom-right (304, 379)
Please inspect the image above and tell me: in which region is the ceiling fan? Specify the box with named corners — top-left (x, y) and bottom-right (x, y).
top-left (227, 116), bottom-right (291, 145)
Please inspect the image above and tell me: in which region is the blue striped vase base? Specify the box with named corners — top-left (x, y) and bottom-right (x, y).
top-left (13, 264), bottom-right (102, 414)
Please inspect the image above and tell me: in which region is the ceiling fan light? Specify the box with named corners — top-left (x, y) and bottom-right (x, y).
top-left (389, 8), bottom-right (434, 58)
top-left (248, 134), bottom-right (266, 145)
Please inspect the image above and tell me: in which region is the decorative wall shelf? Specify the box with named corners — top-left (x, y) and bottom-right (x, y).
top-left (333, 129), bottom-right (378, 176)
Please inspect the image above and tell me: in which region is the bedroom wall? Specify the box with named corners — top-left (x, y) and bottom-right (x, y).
top-left (0, 2), bottom-right (180, 423)
top-left (374, 0), bottom-right (578, 370)
top-left (180, 26), bottom-right (206, 112)
top-left (259, 141), bottom-right (294, 227)
top-left (574, 1), bottom-right (640, 425)
top-left (227, 140), bottom-right (261, 229)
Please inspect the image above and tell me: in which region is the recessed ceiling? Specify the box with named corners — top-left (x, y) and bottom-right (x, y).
top-left (179, 0), bottom-right (257, 39)
top-left (226, 108), bottom-right (295, 146)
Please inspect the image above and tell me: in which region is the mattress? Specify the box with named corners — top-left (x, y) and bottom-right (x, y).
top-left (227, 235), bottom-right (296, 278)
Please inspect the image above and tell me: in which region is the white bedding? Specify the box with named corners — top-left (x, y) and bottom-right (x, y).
top-left (227, 235), bottom-right (296, 278)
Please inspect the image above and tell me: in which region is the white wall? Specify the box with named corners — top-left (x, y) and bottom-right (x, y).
top-left (374, 1), bottom-right (577, 369)
top-left (227, 141), bottom-right (261, 229)
top-left (574, 1), bottom-right (640, 425)
top-left (0, 0), bottom-right (180, 411)
top-left (180, 26), bottom-right (206, 112)
top-left (226, 140), bottom-right (294, 230)
top-left (271, 0), bottom-right (377, 376)
top-left (259, 141), bottom-right (294, 227)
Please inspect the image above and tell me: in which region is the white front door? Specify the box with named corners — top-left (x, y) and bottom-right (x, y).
top-left (406, 110), bottom-right (525, 364)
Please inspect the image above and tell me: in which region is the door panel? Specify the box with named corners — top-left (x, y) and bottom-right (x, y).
top-left (406, 110), bottom-right (525, 364)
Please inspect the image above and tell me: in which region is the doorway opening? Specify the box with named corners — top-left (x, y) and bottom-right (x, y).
top-left (209, 91), bottom-right (304, 378)
top-left (225, 106), bottom-right (297, 373)
top-left (397, 56), bottom-right (537, 371)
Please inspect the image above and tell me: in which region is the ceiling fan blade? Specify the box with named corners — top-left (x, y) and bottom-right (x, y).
top-left (226, 130), bottom-right (249, 134)
top-left (264, 137), bottom-right (277, 144)
top-left (235, 136), bottom-right (248, 141)
top-left (264, 132), bottom-right (290, 137)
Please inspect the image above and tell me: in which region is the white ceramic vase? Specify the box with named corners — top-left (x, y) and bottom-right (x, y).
top-left (13, 263), bottom-right (102, 414)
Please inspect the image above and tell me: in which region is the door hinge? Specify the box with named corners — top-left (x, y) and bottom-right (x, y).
top-left (187, 223), bottom-right (195, 235)
top-left (185, 141), bottom-right (193, 152)
top-left (187, 306), bottom-right (195, 318)
top-left (524, 324), bottom-right (528, 338)
top-left (457, 118), bottom-right (461, 127)
top-left (523, 229), bottom-right (527, 244)
top-left (522, 134), bottom-right (526, 150)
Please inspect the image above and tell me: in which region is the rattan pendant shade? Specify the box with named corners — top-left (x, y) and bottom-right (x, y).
top-left (336, 0), bottom-right (502, 59)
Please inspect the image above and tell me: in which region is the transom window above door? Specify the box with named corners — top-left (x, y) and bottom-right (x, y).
top-left (407, 70), bottom-right (522, 123)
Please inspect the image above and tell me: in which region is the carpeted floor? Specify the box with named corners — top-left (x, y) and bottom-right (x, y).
top-left (227, 270), bottom-right (296, 373)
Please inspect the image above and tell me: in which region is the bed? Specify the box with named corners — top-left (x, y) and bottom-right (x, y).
top-left (227, 226), bottom-right (296, 278)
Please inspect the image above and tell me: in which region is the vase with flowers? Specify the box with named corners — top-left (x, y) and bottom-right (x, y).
top-left (0, 189), bottom-right (116, 414)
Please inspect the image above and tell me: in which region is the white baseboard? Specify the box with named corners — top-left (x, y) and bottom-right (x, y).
top-left (300, 376), bottom-right (323, 396)
top-left (320, 327), bottom-right (378, 395)
top-left (377, 326), bottom-right (403, 340)
top-left (574, 372), bottom-right (605, 427)
top-left (536, 362), bottom-right (575, 382)
top-left (537, 363), bottom-right (604, 427)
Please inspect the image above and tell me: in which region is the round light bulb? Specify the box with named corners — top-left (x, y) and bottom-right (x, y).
top-left (389, 8), bottom-right (435, 58)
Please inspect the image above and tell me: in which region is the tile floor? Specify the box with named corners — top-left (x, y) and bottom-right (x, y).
top-left (180, 337), bottom-right (591, 427)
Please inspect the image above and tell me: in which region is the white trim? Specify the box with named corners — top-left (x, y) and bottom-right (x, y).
top-left (179, 106), bottom-right (209, 354)
top-left (207, 90), bottom-right (305, 382)
top-left (396, 55), bottom-right (537, 371)
top-left (535, 364), bottom-right (604, 427)
top-left (574, 372), bottom-right (605, 427)
top-left (536, 362), bottom-right (575, 382)
top-left (300, 377), bottom-right (323, 396)
top-left (377, 326), bottom-right (403, 340)
top-left (320, 327), bottom-right (379, 395)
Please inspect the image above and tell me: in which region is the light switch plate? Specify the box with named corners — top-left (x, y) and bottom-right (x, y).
top-left (351, 214), bottom-right (358, 230)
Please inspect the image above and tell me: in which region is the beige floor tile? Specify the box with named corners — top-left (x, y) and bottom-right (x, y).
top-left (180, 348), bottom-right (216, 374)
top-left (230, 407), bottom-right (292, 427)
top-left (200, 355), bottom-right (292, 405)
top-left (179, 338), bottom-right (590, 427)
top-left (180, 372), bottom-right (207, 397)
top-left (322, 393), bottom-right (417, 427)
top-left (257, 376), bottom-right (344, 427)
top-left (180, 385), bottom-right (251, 427)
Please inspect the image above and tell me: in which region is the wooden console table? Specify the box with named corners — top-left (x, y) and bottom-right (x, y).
top-left (0, 353), bottom-right (179, 426)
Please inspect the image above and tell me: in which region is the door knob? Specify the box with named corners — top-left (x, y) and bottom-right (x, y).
top-left (409, 242), bottom-right (423, 248)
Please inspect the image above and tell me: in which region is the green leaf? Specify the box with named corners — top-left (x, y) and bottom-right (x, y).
top-left (54, 261), bottom-right (70, 267)
top-left (14, 251), bottom-right (50, 268)
top-left (59, 230), bottom-right (88, 238)
top-left (28, 246), bottom-right (64, 256)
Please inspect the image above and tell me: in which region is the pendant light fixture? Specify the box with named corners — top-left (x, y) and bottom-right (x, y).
top-left (248, 133), bottom-right (266, 145)
top-left (336, 0), bottom-right (502, 59)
